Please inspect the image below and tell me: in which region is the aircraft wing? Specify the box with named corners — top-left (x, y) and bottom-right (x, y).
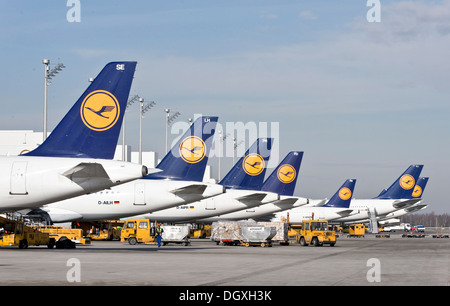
top-left (170, 184), bottom-right (208, 196)
top-left (392, 198), bottom-right (422, 209)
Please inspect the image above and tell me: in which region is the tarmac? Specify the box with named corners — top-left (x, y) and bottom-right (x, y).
top-left (1, 232), bottom-right (450, 287)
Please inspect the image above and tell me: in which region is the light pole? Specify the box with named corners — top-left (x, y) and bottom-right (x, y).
top-left (122, 95), bottom-right (139, 161)
top-left (233, 137), bottom-right (236, 165)
top-left (218, 130), bottom-right (222, 181)
top-left (138, 99), bottom-right (156, 164)
top-left (42, 59), bottom-right (65, 141)
top-left (165, 109), bottom-right (170, 154)
top-left (42, 59), bottom-right (49, 142)
top-left (139, 97), bottom-right (144, 164)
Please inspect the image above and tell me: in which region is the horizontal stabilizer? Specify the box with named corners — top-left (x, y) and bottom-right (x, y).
top-left (336, 209), bottom-right (355, 217)
top-left (62, 163), bottom-right (110, 180)
top-left (309, 199), bottom-right (327, 207)
top-left (405, 204), bottom-right (427, 213)
top-left (273, 198), bottom-right (299, 206)
top-left (235, 193), bottom-right (268, 204)
top-left (392, 198), bottom-right (421, 209)
top-left (170, 184), bottom-right (208, 195)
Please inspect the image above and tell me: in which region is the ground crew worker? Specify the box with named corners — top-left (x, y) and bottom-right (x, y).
top-left (156, 224), bottom-right (164, 247)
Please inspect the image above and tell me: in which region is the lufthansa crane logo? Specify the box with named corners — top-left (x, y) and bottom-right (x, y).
top-left (338, 187), bottom-right (352, 201)
top-left (412, 185), bottom-right (423, 198)
top-left (277, 164), bottom-right (296, 184)
top-left (179, 136), bottom-right (206, 164)
top-left (80, 90), bottom-right (120, 131)
top-left (399, 174), bottom-right (415, 190)
top-left (242, 153), bottom-right (265, 176)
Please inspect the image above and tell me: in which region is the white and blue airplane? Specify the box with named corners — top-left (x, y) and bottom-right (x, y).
top-left (271, 165), bottom-right (423, 225)
top-left (370, 177), bottom-right (429, 225)
top-left (200, 151), bottom-right (308, 222)
top-left (131, 138), bottom-right (281, 223)
top-left (1, 62), bottom-right (152, 212)
top-left (29, 116), bottom-right (225, 223)
top-left (270, 179), bottom-right (357, 223)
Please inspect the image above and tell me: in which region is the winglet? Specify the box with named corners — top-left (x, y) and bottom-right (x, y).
top-left (261, 151), bottom-right (304, 196)
top-left (375, 165), bottom-right (423, 199)
top-left (26, 61), bottom-right (137, 159)
top-left (323, 179), bottom-right (357, 208)
top-left (219, 138), bottom-right (273, 190)
top-left (145, 116), bottom-right (218, 181)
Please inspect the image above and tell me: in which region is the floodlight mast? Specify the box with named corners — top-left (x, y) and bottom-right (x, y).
top-left (42, 59), bottom-right (65, 141)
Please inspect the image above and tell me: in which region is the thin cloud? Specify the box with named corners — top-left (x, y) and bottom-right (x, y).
top-left (299, 10), bottom-right (317, 20)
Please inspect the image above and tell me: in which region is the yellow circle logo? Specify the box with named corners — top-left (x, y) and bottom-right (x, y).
top-left (242, 153), bottom-right (265, 176)
top-left (339, 187), bottom-right (352, 201)
top-left (80, 90), bottom-right (120, 131)
top-left (399, 174), bottom-right (415, 190)
top-left (277, 164), bottom-right (296, 184)
top-left (179, 136), bottom-right (206, 164)
top-left (412, 185), bottom-right (423, 198)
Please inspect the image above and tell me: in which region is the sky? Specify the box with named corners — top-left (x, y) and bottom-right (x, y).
top-left (1, 0), bottom-right (449, 213)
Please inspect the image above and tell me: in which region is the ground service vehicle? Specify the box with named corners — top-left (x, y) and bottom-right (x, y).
top-left (84, 220), bottom-right (124, 240)
top-left (190, 224), bottom-right (211, 239)
top-left (121, 219), bottom-right (157, 245)
top-left (36, 225), bottom-right (90, 244)
top-left (0, 216), bottom-right (55, 248)
top-left (296, 220), bottom-right (336, 247)
top-left (347, 224), bottom-right (366, 238)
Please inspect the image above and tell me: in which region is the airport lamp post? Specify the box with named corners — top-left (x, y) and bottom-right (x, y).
top-left (165, 109), bottom-right (170, 154)
top-left (122, 95), bottom-right (139, 161)
top-left (42, 59), bottom-right (49, 142)
top-left (218, 130), bottom-right (222, 181)
top-left (233, 137), bottom-right (236, 165)
top-left (42, 59), bottom-right (65, 141)
top-left (139, 97), bottom-right (144, 164)
top-left (138, 99), bottom-right (156, 164)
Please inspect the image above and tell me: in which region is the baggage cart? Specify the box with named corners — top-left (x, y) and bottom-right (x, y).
top-left (240, 226), bottom-right (276, 247)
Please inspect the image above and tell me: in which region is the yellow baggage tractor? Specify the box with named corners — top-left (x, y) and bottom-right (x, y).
top-left (296, 220), bottom-right (336, 247)
top-left (0, 216), bottom-right (55, 249)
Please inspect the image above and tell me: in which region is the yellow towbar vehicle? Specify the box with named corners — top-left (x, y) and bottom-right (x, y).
top-left (296, 220), bottom-right (336, 247)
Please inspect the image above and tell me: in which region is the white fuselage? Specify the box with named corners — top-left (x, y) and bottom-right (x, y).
top-left (205, 196), bottom-right (309, 221)
top-left (271, 198), bottom-right (416, 224)
top-left (43, 179), bottom-right (225, 222)
top-left (0, 156), bottom-right (147, 211)
top-left (131, 189), bottom-right (280, 223)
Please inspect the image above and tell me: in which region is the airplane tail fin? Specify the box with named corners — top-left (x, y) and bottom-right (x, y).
top-left (375, 165), bottom-right (423, 199)
top-left (26, 62), bottom-right (137, 159)
top-left (412, 177), bottom-right (429, 198)
top-left (323, 179), bottom-right (356, 208)
top-left (146, 116), bottom-right (218, 181)
top-left (261, 151), bottom-right (304, 196)
top-left (219, 138), bottom-right (273, 190)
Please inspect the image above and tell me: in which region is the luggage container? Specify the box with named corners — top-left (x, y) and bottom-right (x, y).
top-left (240, 226), bottom-right (276, 247)
top-left (161, 225), bottom-right (191, 246)
top-left (211, 221), bottom-right (253, 246)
